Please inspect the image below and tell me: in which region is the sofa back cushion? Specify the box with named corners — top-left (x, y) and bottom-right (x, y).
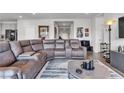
top-left (30, 39), bottom-right (43, 51)
top-left (9, 41), bottom-right (23, 57)
top-left (55, 40), bottom-right (65, 49)
top-left (43, 40), bottom-right (55, 49)
top-left (20, 40), bottom-right (33, 52)
top-left (0, 42), bottom-right (15, 67)
top-left (70, 39), bottom-right (80, 49)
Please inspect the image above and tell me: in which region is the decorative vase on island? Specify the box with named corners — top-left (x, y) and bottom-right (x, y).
top-left (123, 46), bottom-right (124, 52)
top-left (118, 46), bottom-right (122, 52)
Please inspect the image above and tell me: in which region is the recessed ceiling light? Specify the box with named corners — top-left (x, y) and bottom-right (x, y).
top-left (32, 13), bottom-right (36, 15)
top-left (19, 16), bottom-right (23, 18)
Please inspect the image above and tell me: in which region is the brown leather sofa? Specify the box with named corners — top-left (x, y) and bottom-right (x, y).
top-left (55, 40), bottom-right (66, 58)
top-left (2, 39), bottom-right (87, 61)
top-left (0, 39), bottom-right (87, 79)
top-left (0, 41), bottom-right (46, 79)
top-left (70, 39), bottom-right (87, 59)
top-left (42, 39), bottom-right (87, 59)
top-left (43, 40), bottom-right (55, 60)
top-left (10, 40), bottom-right (47, 62)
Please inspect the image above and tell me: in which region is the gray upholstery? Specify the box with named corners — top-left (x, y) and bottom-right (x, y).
top-left (30, 39), bottom-right (43, 51)
top-left (0, 42), bottom-right (16, 67)
top-left (17, 52), bottom-right (45, 61)
top-left (55, 49), bottom-right (65, 57)
top-left (0, 41), bottom-right (47, 79)
top-left (0, 67), bottom-right (22, 79)
top-left (0, 39), bottom-right (87, 79)
top-left (43, 40), bottom-right (55, 49)
top-left (9, 41), bottom-right (23, 57)
top-left (43, 40), bottom-right (55, 60)
top-left (70, 39), bottom-right (80, 49)
top-left (42, 49), bottom-right (54, 60)
top-left (20, 40), bottom-right (33, 52)
top-left (55, 40), bottom-right (66, 57)
top-left (71, 48), bottom-right (84, 57)
top-left (19, 40), bottom-right (47, 62)
top-left (70, 39), bottom-right (87, 59)
top-left (11, 60), bottom-right (43, 79)
top-left (55, 40), bottom-right (65, 49)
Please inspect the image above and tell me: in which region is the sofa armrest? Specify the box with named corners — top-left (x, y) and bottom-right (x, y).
top-left (0, 67), bottom-right (22, 79)
top-left (80, 46), bottom-right (87, 59)
top-left (66, 46), bottom-right (72, 58)
top-left (17, 53), bottom-right (43, 61)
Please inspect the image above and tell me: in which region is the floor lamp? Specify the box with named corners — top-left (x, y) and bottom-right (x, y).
top-left (106, 19), bottom-right (115, 63)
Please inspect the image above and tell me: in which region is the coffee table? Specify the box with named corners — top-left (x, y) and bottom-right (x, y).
top-left (68, 60), bottom-right (123, 79)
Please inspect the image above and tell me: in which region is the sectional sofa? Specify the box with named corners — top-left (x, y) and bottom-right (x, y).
top-left (0, 39), bottom-right (87, 79)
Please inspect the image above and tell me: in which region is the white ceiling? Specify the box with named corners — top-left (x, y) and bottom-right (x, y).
top-left (0, 13), bottom-right (103, 21)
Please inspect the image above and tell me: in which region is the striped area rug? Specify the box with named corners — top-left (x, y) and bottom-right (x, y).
top-left (36, 59), bottom-right (123, 79)
top-left (39, 59), bottom-right (69, 79)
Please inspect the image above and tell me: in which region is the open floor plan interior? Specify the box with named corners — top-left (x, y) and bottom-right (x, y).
top-left (0, 13), bottom-right (124, 79)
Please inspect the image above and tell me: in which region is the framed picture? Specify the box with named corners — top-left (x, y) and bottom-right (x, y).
top-left (85, 28), bottom-right (89, 32)
top-left (85, 33), bottom-right (89, 37)
top-left (76, 27), bottom-right (83, 38)
top-left (85, 28), bottom-right (89, 37)
top-left (38, 26), bottom-right (49, 38)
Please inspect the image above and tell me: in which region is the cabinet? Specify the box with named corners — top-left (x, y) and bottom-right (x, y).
top-left (111, 51), bottom-right (124, 73)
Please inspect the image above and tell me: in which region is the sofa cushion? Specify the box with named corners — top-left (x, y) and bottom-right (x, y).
top-left (56, 40), bottom-right (65, 43)
top-left (20, 40), bottom-right (33, 52)
top-left (0, 42), bottom-right (16, 67)
top-left (0, 67), bottom-right (22, 79)
top-left (55, 43), bottom-right (65, 49)
top-left (17, 52), bottom-right (44, 61)
top-left (43, 39), bottom-right (55, 44)
top-left (30, 39), bottom-right (43, 51)
top-left (42, 49), bottom-right (54, 59)
top-left (11, 60), bottom-right (44, 79)
top-left (44, 44), bottom-right (55, 49)
top-left (0, 42), bottom-right (10, 52)
top-left (43, 40), bottom-right (55, 49)
top-left (71, 43), bottom-right (80, 49)
top-left (55, 40), bottom-right (65, 49)
top-left (55, 49), bottom-right (65, 57)
top-left (19, 52), bottom-right (35, 57)
top-left (70, 40), bottom-right (80, 49)
top-left (72, 48), bottom-right (84, 57)
top-left (36, 50), bottom-right (47, 62)
top-left (9, 41), bottom-right (23, 57)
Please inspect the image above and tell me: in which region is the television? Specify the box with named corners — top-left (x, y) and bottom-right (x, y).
top-left (119, 17), bottom-right (124, 38)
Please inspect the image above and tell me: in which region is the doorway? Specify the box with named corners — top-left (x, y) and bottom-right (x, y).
top-left (5, 29), bottom-right (17, 41)
top-left (54, 21), bottom-right (74, 39)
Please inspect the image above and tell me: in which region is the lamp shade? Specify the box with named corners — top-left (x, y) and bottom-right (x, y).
top-left (106, 19), bottom-right (116, 25)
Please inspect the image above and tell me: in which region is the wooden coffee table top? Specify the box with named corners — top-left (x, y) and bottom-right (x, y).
top-left (68, 60), bottom-right (123, 79)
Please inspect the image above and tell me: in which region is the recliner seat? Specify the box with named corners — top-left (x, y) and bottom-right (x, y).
top-left (0, 39), bottom-right (87, 79)
top-left (0, 41), bottom-right (45, 79)
top-left (55, 40), bottom-right (66, 58)
top-left (43, 40), bottom-right (55, 60)
top-left (70, 39), bottom-right (87, 59)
